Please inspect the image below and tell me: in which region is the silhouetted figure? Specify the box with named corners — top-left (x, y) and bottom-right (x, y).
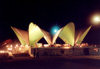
top-left (33, 49), bottom-right (36, 58)
top-left (61, 50), bottom-right (64, 55)
top-left (84, 48), bottom-right (89, 55)
top-left (36, 51), bottom-right (39, 58)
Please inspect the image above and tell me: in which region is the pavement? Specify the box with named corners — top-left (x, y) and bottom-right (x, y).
top-left (1, 55), bottom-right (100, 63)
top-left (1, 56), bottom-right (100, 69)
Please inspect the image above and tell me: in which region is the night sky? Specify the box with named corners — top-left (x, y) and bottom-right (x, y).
top-left (0, 0), bottom-right (100, 44)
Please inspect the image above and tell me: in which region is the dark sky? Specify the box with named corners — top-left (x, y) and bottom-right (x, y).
top-left (0, 0), bottom-right (100, 44)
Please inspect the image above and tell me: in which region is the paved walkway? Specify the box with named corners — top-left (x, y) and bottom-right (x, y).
top-left (1, 55), bottom-right (100, 63)
top-left (1, 56), bottom-right (100, 69)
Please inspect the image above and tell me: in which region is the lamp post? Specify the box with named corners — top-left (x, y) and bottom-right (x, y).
top-left (91, 14), bottom-right (100, 25)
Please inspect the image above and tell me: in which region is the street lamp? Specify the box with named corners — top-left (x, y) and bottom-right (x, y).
top-left (91, 14), bottom-right (100, 25)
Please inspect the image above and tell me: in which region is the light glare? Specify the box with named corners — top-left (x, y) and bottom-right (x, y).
top-left (91, 14), bottom-right (100, 25)
top-left (50, 25), bottom-right (60, 35)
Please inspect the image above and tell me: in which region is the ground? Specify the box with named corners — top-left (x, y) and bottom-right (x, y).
top-left (0, 56), bottom-right (100, 69)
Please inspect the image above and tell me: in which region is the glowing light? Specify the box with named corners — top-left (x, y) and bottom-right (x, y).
top-left (4, 43), bottom-right (7, 45)
top-left (44, 44), bottom-right (49, 47)
top-left (91, 14), bottom-right (100, 25)
top-left (10, 45), bottom-right (13, 48)
top-left (0, 50), bottom-right (5, 53)
top-left (63, 46), bottom-right (71, 49)
top-left (8, 52), bottom-right (13, 56)
top-left (16, 44), bottom-right (18, 47)
top-left (54, 44), bottom-right (62, 47)
top-left (94, 16), bottom-right (100, 22)
top-left (8, 48), bottom-right (12, 51)
top-left (0, 50), bottom-right (13, 56)
top-left (25, 44), bottom-right (28, 47)
top-left (19, 47), bottom-right (22, 51)
top-left (50, 25), bottom-right (60, 35)
top-left (6, 45), bottom-right (9, 48)
top-left (54, 29), bottom-right (57, 33)
top-left (94, 48), bottom-right (98, 52)
top-left (80, 45), bottom-right (83, 48)
top-left (37, 43), bottom-right (42, 48)
top-left (63, 44), bottom-right (70, 46)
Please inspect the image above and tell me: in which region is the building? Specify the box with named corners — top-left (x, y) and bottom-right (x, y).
top-left (11, 22), bottom-right (91, 48)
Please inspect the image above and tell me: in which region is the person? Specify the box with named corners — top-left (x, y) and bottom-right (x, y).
top-left (36, 51), bottom-right (39, 58)
top-left (33, 49), bottom-right (36, 58)
top-left (84, 48), bottom-right (89, 55)
top-left (61, 50), bottom-right (64, 55)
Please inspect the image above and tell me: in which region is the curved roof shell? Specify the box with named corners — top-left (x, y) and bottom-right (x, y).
top-left (11, 22), bottom-right (91, 47)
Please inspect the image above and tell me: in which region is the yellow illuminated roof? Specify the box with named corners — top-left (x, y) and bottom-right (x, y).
top-left (11, 22), bottom-right (91, 47)
top-left (28, 22), bottom-right (44, 47)
top-left (76, 26), bottom-right (92, 44)
top-left (11, 27), bottom-right (29, 45)
top-left (58, 22), bottom-right (75, 46)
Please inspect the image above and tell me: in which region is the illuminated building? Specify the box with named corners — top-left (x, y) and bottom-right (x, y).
top-left (11, 22), bottom-right (91, 47)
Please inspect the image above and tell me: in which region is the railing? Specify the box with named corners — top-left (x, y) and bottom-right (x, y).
top-left (31, 47), bottom-right (100, 56)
